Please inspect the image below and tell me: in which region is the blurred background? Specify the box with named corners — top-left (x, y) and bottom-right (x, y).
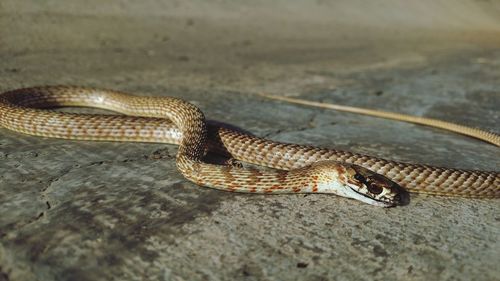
top-left (2, 0), bottom-right (500, 93)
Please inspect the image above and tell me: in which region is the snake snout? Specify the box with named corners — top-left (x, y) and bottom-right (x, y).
top-left (392, 188), bottom-right (410, 206)
top-left (393, 193), bottom-right (402, 205)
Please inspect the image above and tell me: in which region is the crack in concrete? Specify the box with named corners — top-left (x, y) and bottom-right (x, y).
top-left (1, 148), bottom-right (177, 238)
top-left (39, 166), bottom-right (75, 216)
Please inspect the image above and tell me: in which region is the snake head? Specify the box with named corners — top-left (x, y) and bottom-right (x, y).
top-left (343, 164), bottom-right (406, 207)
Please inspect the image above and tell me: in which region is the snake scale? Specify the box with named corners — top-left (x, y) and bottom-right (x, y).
top-left (1, 86), bottom-right (498, 206)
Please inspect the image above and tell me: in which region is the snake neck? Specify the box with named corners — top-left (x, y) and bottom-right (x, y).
top-left (161, 99), bottom-right (209, 165)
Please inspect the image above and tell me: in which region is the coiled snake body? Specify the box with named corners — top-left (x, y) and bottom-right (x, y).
top-left (1, 86), bottom-right (498, 206)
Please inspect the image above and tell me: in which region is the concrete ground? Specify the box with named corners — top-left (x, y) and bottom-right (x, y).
top-left (1, 1), bottom-right (499, 280)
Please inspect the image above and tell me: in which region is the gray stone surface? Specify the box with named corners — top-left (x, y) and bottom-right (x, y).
top-left (1, 1), bottom-right (499, 280)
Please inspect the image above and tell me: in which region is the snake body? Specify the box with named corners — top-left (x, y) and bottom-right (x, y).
top-left (0, 86), bottom-right (498, 205)
top-left (0, 86), bottom-right (404, 207)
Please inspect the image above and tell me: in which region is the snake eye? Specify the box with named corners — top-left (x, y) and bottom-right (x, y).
top-left (354, 174), bottom-right (366, 182)
top-left (367, 183), bottom-right (383, 195)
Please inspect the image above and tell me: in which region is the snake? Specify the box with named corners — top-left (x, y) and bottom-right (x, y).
top-left (0, 86), bottom-right (498, 207)
top-left (258, 93), bottom-right (500, 146)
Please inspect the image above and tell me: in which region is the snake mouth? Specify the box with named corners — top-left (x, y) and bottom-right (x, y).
top-left (348, 187), bottom-right (399, 207)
